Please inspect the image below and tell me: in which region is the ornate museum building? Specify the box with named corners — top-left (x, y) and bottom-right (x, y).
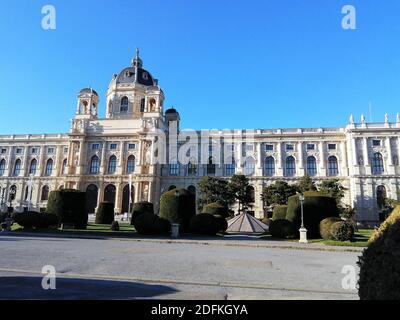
top-left (0, 51), bottom-right (399, 223)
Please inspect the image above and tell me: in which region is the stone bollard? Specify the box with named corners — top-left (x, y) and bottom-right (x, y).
top-left (171, 223), bottom-right (180, 238)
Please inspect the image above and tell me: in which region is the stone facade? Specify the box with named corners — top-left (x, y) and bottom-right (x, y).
top-left (0, 52), bottom-right (399, 223)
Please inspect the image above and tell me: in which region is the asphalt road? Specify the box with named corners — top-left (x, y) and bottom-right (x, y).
top-left (0, 235), bottom-right (361, 300)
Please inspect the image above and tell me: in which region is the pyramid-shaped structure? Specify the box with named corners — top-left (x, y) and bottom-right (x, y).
top-left (226, 213), bottom-right (269, 233)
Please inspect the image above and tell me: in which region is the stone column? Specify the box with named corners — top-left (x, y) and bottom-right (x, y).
top-left (118, 141), bottom-right (124, 174)
top-left (386, 137), bottom-right (394, 174)
top-left (100, 141), bottom-right (107, 174)
top-left (297, 142), bottom-right (304, 176)
top-left (76, 140), bottom-right (86, 175)
top-left (256, 142), bottom-right (262, 176)
top-left (340, 141), bottom-right (349, 176)
top-left (23, 146), bottom-right (30, 176)
top-left (114, 181), bottom-right (122, 214)
top-left (38, 145), bottom-right (46, 176)
top-left (276, 142), bottom-right (283, 176)
top-left (236, 142), bottom-right (242, 174)
top-left (5, 146), bottom-right (13, 176)
top-left (363, 137), bottom-right (371, 175)
top-left (319, 141), bottom-right (326, 176)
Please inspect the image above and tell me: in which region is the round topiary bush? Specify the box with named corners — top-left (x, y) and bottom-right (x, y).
top-left (358, 205), bottom-right (400, 300)
top-left (12, 211), bottom-right (41, 230)
top-left (46, 189), bottom-right (88, 229)
top-left (110, 221), bottom-right (120, 231)
top-left (330, 221), bottom-right (354, 241)
top-left (130, 202), bottom-right (154, 225)
top-left (319, 217), bottom-right (343, 240)
top-left (202, 202), bottom-right (229, 218)
top-left (133, 213), bottom-right (171, 235)
top-left (190, 214), bottom-right (221, 235)
top-left (272, 205), bottom-right (288, 221)
top-left (159, 188), bottom-right (195, 232)
top-left (95, 202), bottom-right (115, 224)
top-left (286, 191), bottom-right (340, 238)
top-left (269, 219), bottom-right (295, 239)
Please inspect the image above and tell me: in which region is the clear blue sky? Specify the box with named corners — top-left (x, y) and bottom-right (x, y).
top-left (0, 0), bottom-right (399, 134)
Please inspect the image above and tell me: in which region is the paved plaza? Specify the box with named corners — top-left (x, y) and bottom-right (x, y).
top-left (0, 234), bottom-right (362, 299)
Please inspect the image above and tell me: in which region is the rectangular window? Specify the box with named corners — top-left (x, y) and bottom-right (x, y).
top-left (64, 147), bottom-right (68, 153)
top-left (306, 144), bottom-right (315, 150)
top-left (372, 139), bottom-right (381, 147)
top-left (169, 163), bottom-right (180, 176)
top-left (92, 143), bottom-right (100, 150)
top-left (265, 144), bottom-right (274, 151)
top-left (1, 148), bottom-right (7, 154)
top-left (286, 144), bottom-right (294, 151)
top-left (128, 143), bottom-right (136, 150)
top-left (47, 148), bottom-right (54, 154)
top-left (16, 148), bottom-right (22, 154)
top-left (31, 148), bottom-right (37, 154)
top-left (328, 144), bottom-right (337, 150)
top-left (110, 143), bottom-right (117, 150)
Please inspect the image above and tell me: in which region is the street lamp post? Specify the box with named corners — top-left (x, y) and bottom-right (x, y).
top-left (298, 194), bottom-right (308, 243)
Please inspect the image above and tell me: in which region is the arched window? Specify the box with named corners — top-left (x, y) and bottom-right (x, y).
top-left (188, 161), bottom-right (197, 176)
top-left (247, 185), bottom-right (255, 203)
top-left (264, 156), bottom-right (275, 177)
top-left (372, 152), bottom-right (384, 174)
top-left (41, 185), bottom-right (49, 201)
top-left (104, 184), bottom-right (116, 204)
top-left (107, 155), bottom-right (117, 174)
top-left (225, 158), bottom-right (235, 176)
top-left (306, 156), bottom-right (317, 177)
top-left (140, 98), bottom-right (145, 113)
top-left (244, 157), bottom-right (255, 176)
top-left (120, 96), bottom-right (129, 113)
top-left (86, 184), bottom-right (99, 214)
top-left (62, 159), bottom-right (67, 175)
top-left (327, 156), bottom-right (339, 176)
top-left (0, 159), bottom-right (6, 176)
top-left (127, 155), bottom-right (135, 174)
top-left (169, 162), bottom-right (180, 176)
top-left (90, 155), bottom-right (100, 174)
top-left (13, 159), bottom-right (21, 176)
top-left (207, 157), bottom-right (216, 175)
top-left (285, 156), bottom-right (296, 177)
top-left (45, 159), bottom-right (53, 176)
top-left (29, 159), bottom-right (37, 175)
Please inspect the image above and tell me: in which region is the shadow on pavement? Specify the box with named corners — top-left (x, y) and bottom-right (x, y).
top-left (0, 276), bottom-right (178, 300)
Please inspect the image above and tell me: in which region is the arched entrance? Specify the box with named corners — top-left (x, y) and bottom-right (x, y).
top-left (121, 184), bottom-right (135, 214)
top-left (376, 185), bottom-right (387, 209)
top-left (104, 184), bottom-right (116, 204)
top-left (86, 184), bottom-right (98, 214)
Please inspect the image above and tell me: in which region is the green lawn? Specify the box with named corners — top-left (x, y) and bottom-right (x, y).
top-left (308, 229), bottom-right (374, 247)
top-left (11, 222), bottom-right (136, 235)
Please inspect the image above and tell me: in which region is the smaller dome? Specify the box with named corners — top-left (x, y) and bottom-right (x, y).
top-left (165, 107), bottom-right (178, 114)
top-left (79, 88), bottom-right (98, 96)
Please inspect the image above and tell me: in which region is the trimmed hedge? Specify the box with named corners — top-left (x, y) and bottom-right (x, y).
top-left (320, 217), bottom-right (354, 241)
top-left (358, 206), bottom-right (400, 300)
top-left (130, 202), bottom-right (154, 225)
top-left (330, 221), bottom-right (354, 241)
top-left (12, 212), bottom-right (58, 230)
top-left (215, 215), bottom-right (228, 233)
top-left (160, 188), bottom-right (196, 232)
top-left (269, 219), bottom-right (295, 239)
top-left (202, 202), bottom-right (229, 218)
top-left (110, 221), bottom-right (120, 231)
top-left (286, 191), bottom-right (339, 238)
top-left (272, 205), bottom-right (288, 221)
top-left (190, 213), bottom-right (225, 235)
top-left (320, 217), bottom-right (342, 240)
top-left (95, 202), bottom-right (115, 224)
top-left (133, 213), bottom-right (171, 235)
top-left (46, 189), bottom-right (88, 229)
